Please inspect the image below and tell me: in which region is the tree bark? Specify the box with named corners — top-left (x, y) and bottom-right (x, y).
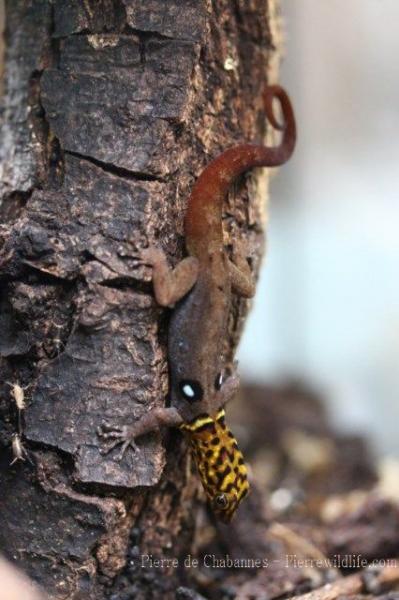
top-left (0, 1), bottom-right (282, 598)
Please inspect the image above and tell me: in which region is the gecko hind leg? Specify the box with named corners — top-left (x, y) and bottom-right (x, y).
top-left (140, 246), bottom-right (199, 307)
top-left (228, 238), bottom-right (255, 298)
top-left (229, 260), bottom-right (255, 298)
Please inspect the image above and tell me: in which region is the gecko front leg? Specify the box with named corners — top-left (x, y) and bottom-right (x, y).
top-left (98, 406), bottom-right (183, 459)
top-left (140, 246), bottom-right (199, 307)
top-left (218, 371), bottom-right (241, 406)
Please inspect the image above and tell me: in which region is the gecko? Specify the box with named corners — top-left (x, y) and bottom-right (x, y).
top-left (99, 85), bottom-right (296, 522)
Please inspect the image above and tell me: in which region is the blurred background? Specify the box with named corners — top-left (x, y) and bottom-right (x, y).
top-left (239, 0), bottom-right (399, 456)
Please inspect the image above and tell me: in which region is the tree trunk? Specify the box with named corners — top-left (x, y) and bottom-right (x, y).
top-left (0, 1), bottom-right (282, 598)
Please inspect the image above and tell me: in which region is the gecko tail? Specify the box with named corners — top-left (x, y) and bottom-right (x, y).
top-left (185, 85), bottom-right (296, 250)
top-left (262, 84), bottom-right (297, 161)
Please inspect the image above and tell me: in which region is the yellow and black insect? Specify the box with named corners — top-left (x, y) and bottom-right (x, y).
top-left (180, 409), bottom-right (249, 522)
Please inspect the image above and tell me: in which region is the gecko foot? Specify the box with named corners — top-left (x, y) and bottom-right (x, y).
top-left (124, 244), bottom-right (162, 265)
top-left (97, 423), bottom-right (139, 460)
top-left (138, 246), bottom-right (165, 267)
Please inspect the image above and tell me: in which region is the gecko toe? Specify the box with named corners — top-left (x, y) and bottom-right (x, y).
top-left (99, 437), bottom-right (124, 456)
top-left (97, 423), bottom-right (138, 458)
top-left (117, 438), bottom-right (137, 461)
top-left (97, 423), bottom-right (123, 438)
top-left (139, 246), bottom-right (163, 266)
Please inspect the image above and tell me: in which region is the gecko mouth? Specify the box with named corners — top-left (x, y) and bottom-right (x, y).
top-left (180, 409), bottom-right (249, 520)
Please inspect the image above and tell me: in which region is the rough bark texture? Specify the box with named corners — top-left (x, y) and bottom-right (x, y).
top-left (0, 1), bottom-right (280, 598)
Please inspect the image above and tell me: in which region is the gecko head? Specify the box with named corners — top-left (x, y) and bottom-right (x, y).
top-left (173, 368), bottom-right (236, 421)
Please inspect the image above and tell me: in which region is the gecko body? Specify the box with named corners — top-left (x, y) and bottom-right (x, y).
top-left (99, 86), bottom-right (296, 521)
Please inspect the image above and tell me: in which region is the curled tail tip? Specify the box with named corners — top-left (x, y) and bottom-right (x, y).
top-left (263, 85), bottom-right (296, 131)
top-left (263, 84), bottom-right (297, 160)
top-left (262, 83), bottom-right (291, 106)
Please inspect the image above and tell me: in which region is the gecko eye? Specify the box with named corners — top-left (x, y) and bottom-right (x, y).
top-left (215, 372), bottom-right (224, 391)
top-left (213, 494), bottom-right (229, 509)
top-left (179, 380), bottom-right (204, 402)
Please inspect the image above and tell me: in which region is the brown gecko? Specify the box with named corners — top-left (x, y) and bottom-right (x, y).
top-left (99, 85), bottom-right (296, 522)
